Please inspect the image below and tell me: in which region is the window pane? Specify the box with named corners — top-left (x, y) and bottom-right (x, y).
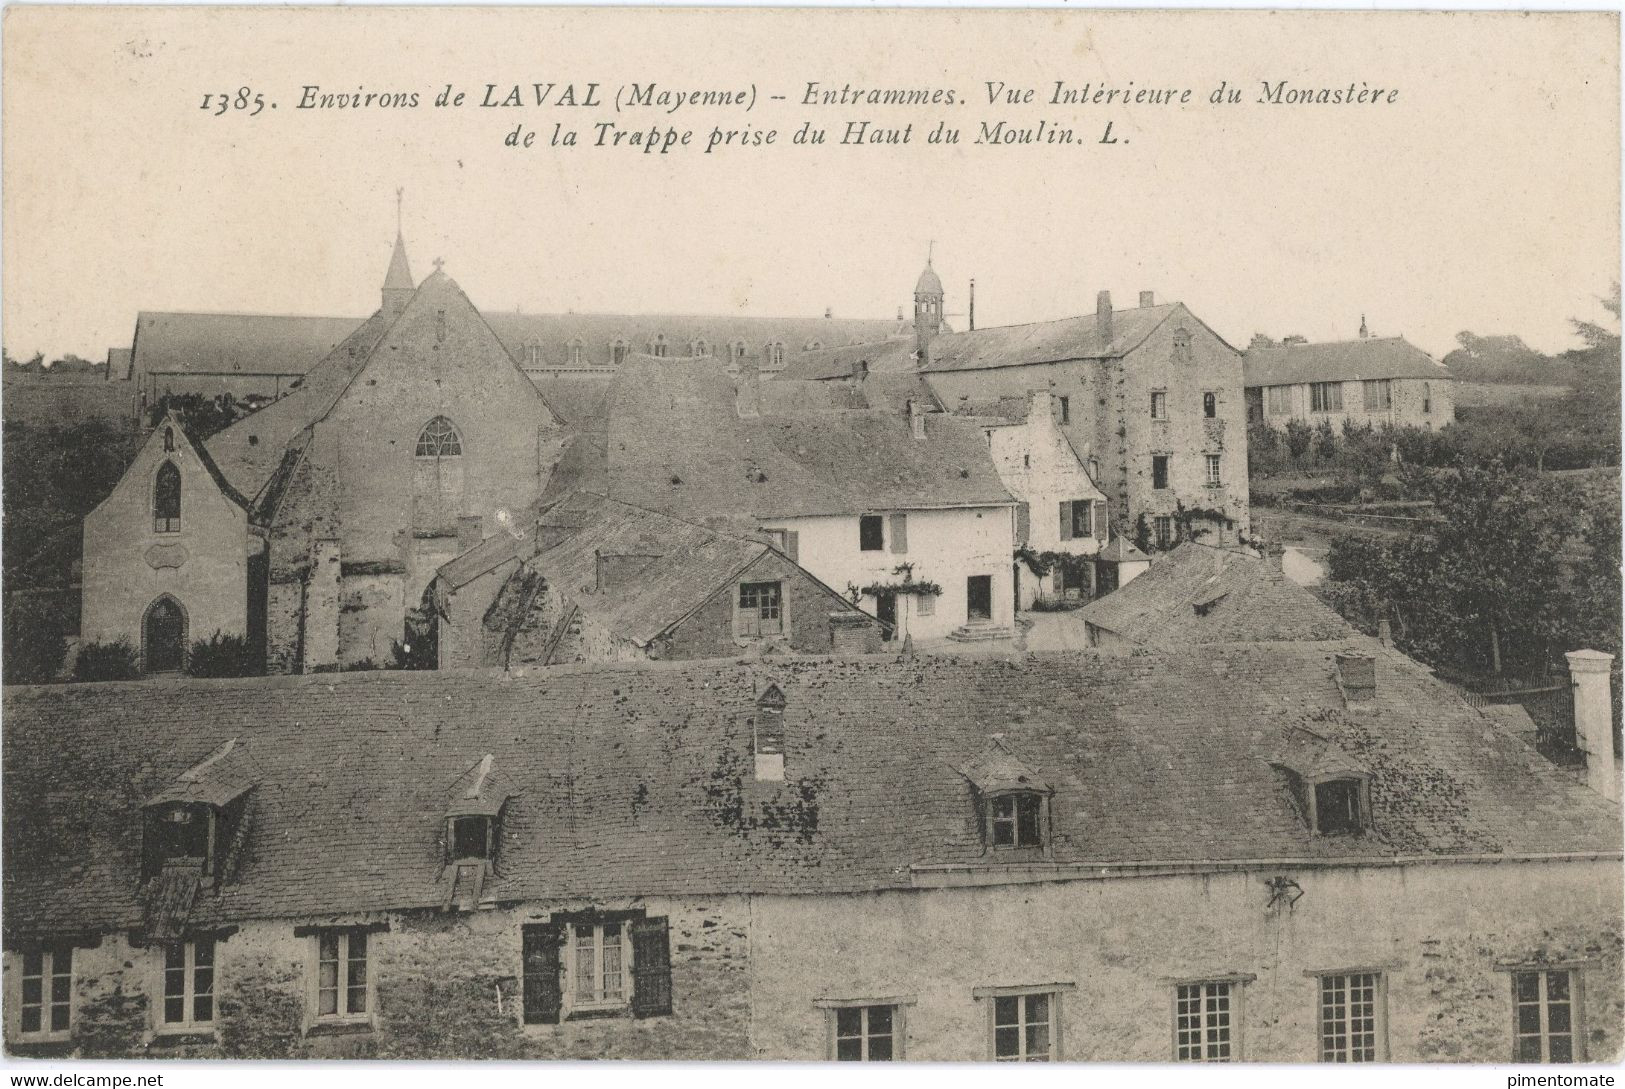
top-left (1517, 1036), bottom-right (1544, 1063)
top-left (21, 1004), bottom-right (41, 1034)
top-left (1025, 1022), bottom-right (1051, 1059)
top-left (994, 1026), bottom-right (1021, 1059)
top-left (1549, 1036), bottom-right (1573, 1063)
top-left (1025, 992), bottom-right (1049, 1026)
top-left (602, 923), bottom-right (624, 999)
top-left (1547, 972), bottom-right (1570, 1002)
top-left (194, 992), bottom-right (214, 1025)
top-left (22, 976), bottom-right (42, 1006)
top-left (1515, 972), bottom-right (1540, 1003)
top-left (836, 1037), bottom-right (862, 1061)
top-left (575, 924), bottom-right (596, 999)
top-left (1518, 1005), bottom-right (1542, 1034)
top-left (867, 1033), bottom-right (894, 1061)
top-left (1016, 795), bottom-right (1042, 846)
top-left (994, 995), bottom-right (1018, 1027)
top-left (836, 1007), bottom-right (862, 1037)
top-left (165, 995), bottom-right (185, 1023)
top-left (1549, 1004), bottom-right (1572, 1034)
top-left (868, 1005), bottom-right (893, 1036)
top-left (49, 1000), bottom-right (69, 1033)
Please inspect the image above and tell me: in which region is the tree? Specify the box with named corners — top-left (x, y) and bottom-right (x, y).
top-left (1322, 462), bottom-right (1586, 677)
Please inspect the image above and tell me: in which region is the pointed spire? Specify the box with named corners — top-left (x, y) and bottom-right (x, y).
top-left (384, 232), bottom-right (414, 292)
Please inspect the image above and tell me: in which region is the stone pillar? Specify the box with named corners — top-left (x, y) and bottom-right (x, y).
top-left (302, 539), bottom-right (342, 672)
top-left (1566, 649), bottom-right (1619, 802)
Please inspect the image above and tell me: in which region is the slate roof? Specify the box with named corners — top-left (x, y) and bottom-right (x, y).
top-left (596, 355), bottom-right (1012, 526)
top-left (758, 373), bottom-right (940, 416)
top-left (775, 339), bottom-right (921, 381)
top-left (919, 302), bottom-right (1190, 373)
top-left (1243, 337), bottom-right (1452, 388)
top-left (6, 641), bottom-right (1619, 936)
top-left (1076, 543), bottom-right (1355, 646)
top-left (131, 312), bottom-right (364, 379)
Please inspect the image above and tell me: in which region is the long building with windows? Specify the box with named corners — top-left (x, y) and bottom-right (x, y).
top-left (4, 626), bottom-right (1620, 1060)
top-left (1244, 334), bottom-right (1455, 431)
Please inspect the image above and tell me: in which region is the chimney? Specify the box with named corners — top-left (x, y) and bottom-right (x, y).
top-left (735, 355), bottom-right (760, 418)
top-left (1096, 291), bottom-right (1114, 342)
top-left (908, 399), bottom-right (927, 440)
top-left (969, 279), bottom-right (976, 332)
top-left (1336, 653), bottom-right (1377, 701)
top-left (824, 306), bottom-right (833, 319)
top-left (1377, 619), bottom-right (1393, 648)
top-left (896, 306), bottom-right (905, 321)
top-left (1566, 649), bottom-right (1619, 801)
top-left (1028, 388), bottom-right (1053, 422)
top-left (1139, 290), bottom-right (1155, 308)
top-left (457, 515), bottom-right (484, 553)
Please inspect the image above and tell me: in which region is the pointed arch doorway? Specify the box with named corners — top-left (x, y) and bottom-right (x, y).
top-left (143, 595), bottom-right (187, 673)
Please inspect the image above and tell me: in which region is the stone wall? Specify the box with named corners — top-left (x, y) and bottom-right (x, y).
top-left (663, 551), bottom-right (881, 659)
top-left (6, 898), bottom-right (750, 1060)
top-left (80, 421), bottom-right (249, 660)
top-left (749, 858), bottom-right (1621, 1062)
top-left (1252, 376), bottom-right (1456, 433)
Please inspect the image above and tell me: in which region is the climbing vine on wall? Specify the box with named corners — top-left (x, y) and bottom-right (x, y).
top-left (1013, 547), bottom-right (1094, 580)
top-left (846, 562), bottom-right (943, 602)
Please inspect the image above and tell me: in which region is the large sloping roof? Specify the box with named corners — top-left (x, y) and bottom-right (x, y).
top-left (598, 356), bottom-right (1011, 524)
top-left (485, 312), bottom-right (910, 367)
top-left (6, 641), bottom-right (1618, 936)
top-left (775, 338), bottom-right (920, 381)
top-left (920, 302), bottom-right (1188, 373)
top-left (1243, 337), bottom-right (1452, 387)
top-left (132, 312), bottom-right (364, 378)
top-left (1076, 542), bottom-right (1355, 646)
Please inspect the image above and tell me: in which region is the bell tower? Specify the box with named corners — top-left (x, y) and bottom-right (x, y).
top-left (914, 244), bottom-right (945, 366)
top-left (382, 188), bottom-right (415, 317)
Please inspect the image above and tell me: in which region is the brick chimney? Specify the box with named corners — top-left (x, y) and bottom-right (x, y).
top-left (1139, 290), bottom-right (1155, 308)
top-left (1096, 291), bottom-right (1114, 342)
top-left (735, 355), bottom-right (761, 418)
top-left (1336, 653), bottom-right (1377, 701)
top-left (1566, 649), bottom-right (1619, 801)
top-left (908, 399), bottom-right (927, 440)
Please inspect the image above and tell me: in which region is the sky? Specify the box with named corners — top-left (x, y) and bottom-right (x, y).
top-left (3, 8), bottom-right (1618, 364)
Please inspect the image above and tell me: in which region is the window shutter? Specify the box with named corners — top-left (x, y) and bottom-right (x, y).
top-left (785, 530), bottom-right (800, 563)
top-left (521, 923), bottom-right (564, 1024)
top-left (889, 512), bottom-right (908, 554)
top-left (1015, 503), bottom-right (1030, 547)
top-left (630, 915), bottom-right (673, 1018)
top-left (1059, 501), bottom-right (1073, 541)
top-left (1094, 502), bottom-right (1108, 542)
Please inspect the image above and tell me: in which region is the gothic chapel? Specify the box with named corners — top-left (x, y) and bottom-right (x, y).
top-left (81, 232), bottom-right (562, 672)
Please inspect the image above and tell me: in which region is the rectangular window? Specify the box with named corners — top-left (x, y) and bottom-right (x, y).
top-left (568, 921), bottom-right (630, 1012)
top-left (993, 992), bottom-right (1055, 1061)
top-left (1150, 391), bottom-right (1168, 420)
top-left (1152, 456), bottom-right (1169, 490)
top-left (1314, 778), bottom-right (1364, 835)
top-left (738, 581), bottom-right (784, 638)
top-left (833, 1004), bottom-right (898, 1061)
top-left (1176, 981), bottom-right (1234, 1061)
top-left (859, 515), bottom-right (884, 551)
top-left (990, 792), bottom-right (1043, 848)
top-left (1311, 382), bottom-right (1345, 413)
top-left (1154, 516), bottom-right (1174, 549)
top-left (1319, 972), bottom-right (1385, 1061)
top-left (1514, 970), bottom-right (1581, 1063)
top-left (451, 815), bottom-right (491, 859)
top-left (18, 944), bottom-right (73, 1037)
top-left (917, 593), bottom-right (935, 617)
top-left (1205, 454), bottom-right (1222, 486)
top-left (315, 930), bottom-right (369, 1021)
top-left (1070, 501), bottom-right (1093, 539)
top-left (1362, 379), bottom-right (1392, 412)
top-left (1058, 396), bottom-right (1070, 424)
top-left (1266, 385), bottom-right (1292, 416)
top-left (162, 938), bottom-right (215, 1029)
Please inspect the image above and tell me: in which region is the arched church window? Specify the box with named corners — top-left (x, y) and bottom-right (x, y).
top-left (610, 338), bottom-right (630, 366)
top-left (163, 426), bottom-right (175, 452)
top-left (765, 341), bottom-right (786, 369)
top-left (154, 461), bottom-right (182, 533)
top-left (568, 339), bottom-right (584, 367)
top-left (143, 595), bottom-right (187, 674)
top-left (415, 416), bottom-right (463, 458)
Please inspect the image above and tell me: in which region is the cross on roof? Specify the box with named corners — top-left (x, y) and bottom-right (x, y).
top-left (432, 256), bottom-right (445, 272)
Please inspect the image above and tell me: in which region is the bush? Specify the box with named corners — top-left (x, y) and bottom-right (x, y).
top-left (2, 601), bottom-right (67, 684)
top-left (188, 631), bottom-right (256, 678)
top-left (73, 640), bottom-right (140, 682)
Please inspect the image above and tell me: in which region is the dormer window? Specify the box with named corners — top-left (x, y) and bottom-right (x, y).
top-left (990, 791), bottom-right (1043, 849)
top-left (754, 684), bottom-right (787, 782)
top-left (1314, 778), bottom-right (1366, 835)
top-left (141, 740), bottom-right (258, 887)
top-left (450, 815), bottom-right (494, 860)
top-left (959, 741), bottom-right (1053, 856)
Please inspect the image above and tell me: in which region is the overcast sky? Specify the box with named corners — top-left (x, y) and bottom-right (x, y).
top-left (3, 8), bottom-right (1618, 363)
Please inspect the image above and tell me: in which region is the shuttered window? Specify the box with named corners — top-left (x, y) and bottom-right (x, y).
top-left (522, 913), bottom-right (672, 1023)
top-left (889, 513), bottom-right (909, 554)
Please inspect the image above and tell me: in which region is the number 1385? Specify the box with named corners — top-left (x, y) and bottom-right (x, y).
top-left (200, 88), bottom-right (267, 116)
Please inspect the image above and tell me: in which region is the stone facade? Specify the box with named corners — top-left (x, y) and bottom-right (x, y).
top-left (924, 299), bottom-right (1251, 549)
top-left (1248, 374), bottom-right (1456, 432)
top-left (80, 412), bottom-right (251, 665)
top-left (750, 859), bottom-right (1622, 1062)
